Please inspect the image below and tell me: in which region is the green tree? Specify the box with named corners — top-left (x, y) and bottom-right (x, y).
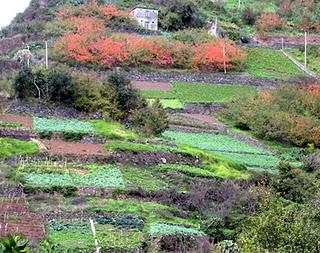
top-left (237, 197), bottom-right (320, 253)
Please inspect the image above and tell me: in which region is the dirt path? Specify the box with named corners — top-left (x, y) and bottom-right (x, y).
top-left (132, 81), bottom-right (173, 90)
top-left (43, 140), bottom-right (104, 156)
top-left (0, 114), bottom-right (33, 129)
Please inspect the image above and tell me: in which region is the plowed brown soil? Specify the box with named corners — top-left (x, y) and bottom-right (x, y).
top-left (43, 140), bottom-right (104, 156)
top-left (132, 81), bottom-right (173, 90)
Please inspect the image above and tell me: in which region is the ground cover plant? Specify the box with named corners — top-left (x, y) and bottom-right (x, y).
top-left (244, 48), bottom-right (302, 79)
top-left (18, 163), bottom-right (126, 189)
top-left (142, 83), bottom-right (257, 104)
top-left (0, 138), bottom-right (39, 158)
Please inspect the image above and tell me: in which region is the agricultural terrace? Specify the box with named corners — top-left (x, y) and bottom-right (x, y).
top-left (164, 131), bottom-right (300, 171)
top-left (244, 48), bottom-right (303, 80)
top-left (141, 82), bottom-right (257, 109)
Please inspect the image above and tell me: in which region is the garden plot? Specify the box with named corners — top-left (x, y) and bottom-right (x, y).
top-left (18, 163), bottom-right (126, 189)
top-left (163, 131), bottom-right (288, 170)
top-left (141, 83), bottom-right (256, 105)
top-left (0, 198), bottom-right (45, 240)
top-left (32, 117), bottom-right (136, 139)
top-left (43, 140), bottom-right (104, 155)
top-left (0, 114), bottom-right (33, 129)
top-left (164, 131), bottom-right (271, 155)
top-left (45, 197), bottom-right (204, 251)
top-left (33, 117), bottom-right (95, 133)
top-left (48, 219), bottom-right (145, 251)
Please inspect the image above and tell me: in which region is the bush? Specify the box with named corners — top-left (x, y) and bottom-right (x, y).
top-left (129, 98), bottom-right (168, 137)
top-left (201, 217), bottom-right (224, 243)
top-left (241, 8), bottom-right (257, 26)
top-left (257, 13), bottom-right (285, 32)
top-left (302, 152), bottom-right (320, 173)
top-left (14, 67), bottom-right (36, 99)
top-left (159, 0), bottom-right (205, 31)
top-left (223, 85), bottom-right (320, 147)
top-left (47, 69), bottom-right (75, 105)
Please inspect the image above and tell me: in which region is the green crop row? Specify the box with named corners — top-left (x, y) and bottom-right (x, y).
top-left (164, 131), bottom-right (271, 155)
top-left (149, 223), bottom-right (205, 237)
top-left (33, 117), bottom-right (136, 139)
top-left (19, 164), bottom-right (126, 189)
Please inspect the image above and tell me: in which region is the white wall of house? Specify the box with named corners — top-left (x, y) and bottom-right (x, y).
top-left (131, 8), bottom-right (159, 31)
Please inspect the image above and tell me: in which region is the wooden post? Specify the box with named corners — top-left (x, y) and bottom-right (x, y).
top-left (27, 45), bottom-right (30, 67)
top-left (45, 41), bottom-right (48, 69)
top-left (223, 41), bottom-right (227, 74)
top-left (89, 219), bottom-right (100, 253)
top-left (304, 31), bottom-right (307, 67)
top-left (281, 38), bottom-right (284, 50)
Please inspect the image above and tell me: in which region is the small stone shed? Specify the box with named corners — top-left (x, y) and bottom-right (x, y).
top-left (130, 7), bottom-right (159, 31)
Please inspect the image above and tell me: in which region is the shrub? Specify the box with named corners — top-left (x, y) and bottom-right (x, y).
top-left (201, 217), bottom-right (224, 242)
top-left (302, 152), bottom-right (320, 173)
top-left (159, 0), bottom-right (205, 31)
top-left (223, 85), bottom-right (320, 147)
top-left (14, 67), bottom-right (36, 99)
top-left (129, 98), bottom-right (168, 137)
top-left (257, 13), bottom-right (285, 32)
top-left (241, 8), bottom-right (257, 26)
top-left (47, 69), bottom-right (75, 104)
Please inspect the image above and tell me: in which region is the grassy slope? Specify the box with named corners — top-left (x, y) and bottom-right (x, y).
top-left (0, 138), bottom-right (39, 157)
top-left (244, 48), bottom-right (303, 80)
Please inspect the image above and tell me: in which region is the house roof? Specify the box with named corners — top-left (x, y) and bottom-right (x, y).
top-left (131, 6), bottom-right (158, 12)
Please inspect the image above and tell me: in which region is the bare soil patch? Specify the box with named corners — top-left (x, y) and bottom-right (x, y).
top-left (43, 140), bottom-right (104, 156)
top-left (132, 81), bottom-right (173, 90)
top-left (0, 199), bottom-right (45, 240)
top-left (0, 114), bottom-right (33, 129)
top-left (180, 113), bottom-right (223, 127)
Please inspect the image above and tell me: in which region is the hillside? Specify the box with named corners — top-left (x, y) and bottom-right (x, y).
top-left (0, 0), bottom-right (320, 252)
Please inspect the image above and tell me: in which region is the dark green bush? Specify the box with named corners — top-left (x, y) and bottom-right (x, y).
top-left (62, 132), bottom-right (85, 141)
top-left (38, 131), bottom-right (53, 140)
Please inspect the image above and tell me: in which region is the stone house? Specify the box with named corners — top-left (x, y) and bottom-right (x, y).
top-left (130, 7), bottom-right (159, 31)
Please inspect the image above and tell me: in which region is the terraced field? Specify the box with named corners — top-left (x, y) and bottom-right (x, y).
top-left (141, 82), bottom-right (257, 108)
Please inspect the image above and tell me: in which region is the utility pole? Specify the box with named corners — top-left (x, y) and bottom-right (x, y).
top-left (304, 31), bottom-right (307, 67)
top-left (45, 41), bottom-right (48, 69)
top-left (281, 38), bottom-right (284, 50)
